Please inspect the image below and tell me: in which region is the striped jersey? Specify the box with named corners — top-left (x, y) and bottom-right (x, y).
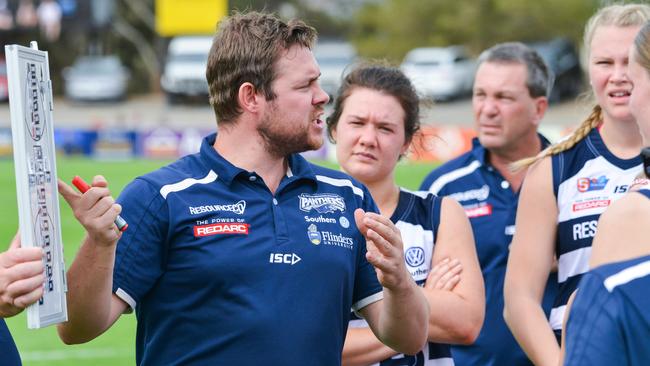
top-left (420, 136), bottom-right (557, 366)
top-left (113, 133), bottom-right (383, 366)
top-left (550, 128), bottom-right (641, 332)
top-left (349, 189), bottom-right (453, 365)
top-left (564, 250), bottom-right (650, 365)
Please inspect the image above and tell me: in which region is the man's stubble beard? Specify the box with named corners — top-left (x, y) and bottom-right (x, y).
top-left (257, 104), bottom-right (323, 158)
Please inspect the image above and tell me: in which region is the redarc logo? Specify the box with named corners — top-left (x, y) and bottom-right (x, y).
top-left (269, 253), bottom-right (301, 265)
top-left (194, 223), bottom-right (249, 237)
top-left (464, 203), bottom-right (492, 218)
top-left (572, 199), bottom-right (610, 212)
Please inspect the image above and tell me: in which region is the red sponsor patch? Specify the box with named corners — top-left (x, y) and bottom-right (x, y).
top-left (464, 204), bottom-right (492, 218)
top-left (572, 200), bottom-right (610, 212)
top-left (194, 223), bottom-right (250, 237)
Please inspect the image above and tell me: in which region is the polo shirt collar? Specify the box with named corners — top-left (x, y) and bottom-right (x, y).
top-left (199, 133), bottom-right (317, 186)
top-left (469, 133), bottom-right (551, 167)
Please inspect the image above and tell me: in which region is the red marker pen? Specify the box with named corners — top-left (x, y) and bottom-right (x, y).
top-left (72, 176), bottom-right (128, 232)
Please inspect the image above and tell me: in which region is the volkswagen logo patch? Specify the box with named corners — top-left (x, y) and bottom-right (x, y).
top-left (405, 247), bottom-right (425, 267)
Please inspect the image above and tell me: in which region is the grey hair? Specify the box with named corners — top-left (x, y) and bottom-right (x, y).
top-left (477, 42), bottom-right (553, 98)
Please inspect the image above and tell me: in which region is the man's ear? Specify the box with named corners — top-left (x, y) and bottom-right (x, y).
top-left (238, 82), bottom-right (262, 114)
top-left (531, 96), bottom-right (549, 127)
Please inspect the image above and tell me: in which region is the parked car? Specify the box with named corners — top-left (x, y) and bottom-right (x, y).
top-left (161, 35), bottom-right (213, 104)
top-left (401, 46), bottom-right (475, 101)
top-left (0, 57), bottom-right (8, 102)
top-left (528, 38), bottom-right (583, 103)
top-left (63, 55), bottom-right (129, 102)
top-left (314, 41), bottom-right (357, 100)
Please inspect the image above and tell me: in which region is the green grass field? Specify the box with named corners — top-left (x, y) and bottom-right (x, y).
top-left (0, 157), bottom-right (437, 365)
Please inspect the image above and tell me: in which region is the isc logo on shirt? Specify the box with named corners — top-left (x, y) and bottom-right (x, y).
top-left (269, 253), bottom-right (301, 265)
top-left (194, 223), bottom-right (249, 237)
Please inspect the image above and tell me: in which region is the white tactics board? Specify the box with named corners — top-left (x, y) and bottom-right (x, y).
top-left (6, 42), bottom-right (68, 328)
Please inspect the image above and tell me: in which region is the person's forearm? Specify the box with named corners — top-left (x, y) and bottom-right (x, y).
top-left (342, 327), bottom-right (398, 366)
top-left (504, 297), bottom-right (559, 366)
top-left (57, 235), bottom-right (116, 344)
top-left (422, 288), bottom-right (484, 344)
top-left (377, 281), bottom-right (429, 355)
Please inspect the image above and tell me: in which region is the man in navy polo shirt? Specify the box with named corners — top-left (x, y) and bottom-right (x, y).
top-left (1, 234), bottom-right (45, 366)
top-left (57, 11), bottom-right (428, 366)
top-left (420, 42), bottom-right (558, 366)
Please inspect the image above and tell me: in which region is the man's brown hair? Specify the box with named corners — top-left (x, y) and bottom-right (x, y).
top-left (206, 11), bottom-right (317, 124)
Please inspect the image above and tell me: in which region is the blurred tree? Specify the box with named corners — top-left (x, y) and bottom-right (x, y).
top-left (351, 0), bottom-right (599, 62)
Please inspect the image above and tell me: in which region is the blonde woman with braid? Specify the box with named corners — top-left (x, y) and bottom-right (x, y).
top-left (503, 4), bottom-right (650, 366)
top-left (561, 22), bottom-right (650, 365)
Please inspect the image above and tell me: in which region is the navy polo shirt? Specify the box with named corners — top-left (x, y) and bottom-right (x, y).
top-left (113, 133), bottom-right (383, 366)
top-left (0, 320), bottom-right (21, 366)
top-left (420, 136), bottom-right (557, 366)
top-left (564, 252), bottom-right (650, 365)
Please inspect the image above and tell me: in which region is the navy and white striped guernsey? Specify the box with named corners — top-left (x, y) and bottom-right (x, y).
top-left (564, 249), bottom-right (650, 364)
top-left (349, 188), bottom-right (453, 365)
top-left (0, 320), bottom-right (21, 366)
top-left (550, 128), bottom-right (641, 334)
top-left (420, 136), bottom-right (557, 366)
top-left (112, 133), bottom-right (383, 366)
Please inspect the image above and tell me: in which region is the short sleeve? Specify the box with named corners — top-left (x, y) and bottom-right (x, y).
top-left (112, 178), bottom-right (169, 310)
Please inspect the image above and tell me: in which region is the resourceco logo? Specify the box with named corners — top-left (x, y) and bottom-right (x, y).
top-left (299, 193), bottom-right (345, 214)
top-left (449, 185), bottom-right (490, 202)
top-left (189, 200), bottom-right (246, 215)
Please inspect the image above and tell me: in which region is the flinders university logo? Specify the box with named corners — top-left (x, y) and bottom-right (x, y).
top-left (307, 224), bottom-right (322, 245)
top-left (299, 193), bottom-right (346, 214)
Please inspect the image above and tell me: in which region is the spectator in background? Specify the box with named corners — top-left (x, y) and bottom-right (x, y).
top-left (37, 0), bottom-right (62, 41)
top-left (328, 64), bottom-right (484, 366)
top-left (0, 0), bottom-right (13, 30)
top-left (0, 233), bottom-right (46, 366)
top-left (504, 4), bottom-right (650, 366)
top-left (16, 0), bottom-right (37, 29)
top-left (420, 42), bottom-right (557, 366)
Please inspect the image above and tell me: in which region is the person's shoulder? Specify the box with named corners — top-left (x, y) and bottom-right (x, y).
top-left (133, 153), bottom-right (207, 191)
top-left (399, 187), bottom-right (436, 201)
top-left (399, 187), bottom-right (439, 210)
top-left (307, 162), bottom-right (369, 197)
top-left (420, 151), bottom-right (479, 192)
top-left (429, 150), bottom-right (477, 176)
top-left (589, 254), bottom-right (650, 299)
top-left (590, 192), bottom-right (650, 267)
top-left (524, 153), bottom-right (553, 179)
top-left (597, 191), bottom-right (650, 233)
